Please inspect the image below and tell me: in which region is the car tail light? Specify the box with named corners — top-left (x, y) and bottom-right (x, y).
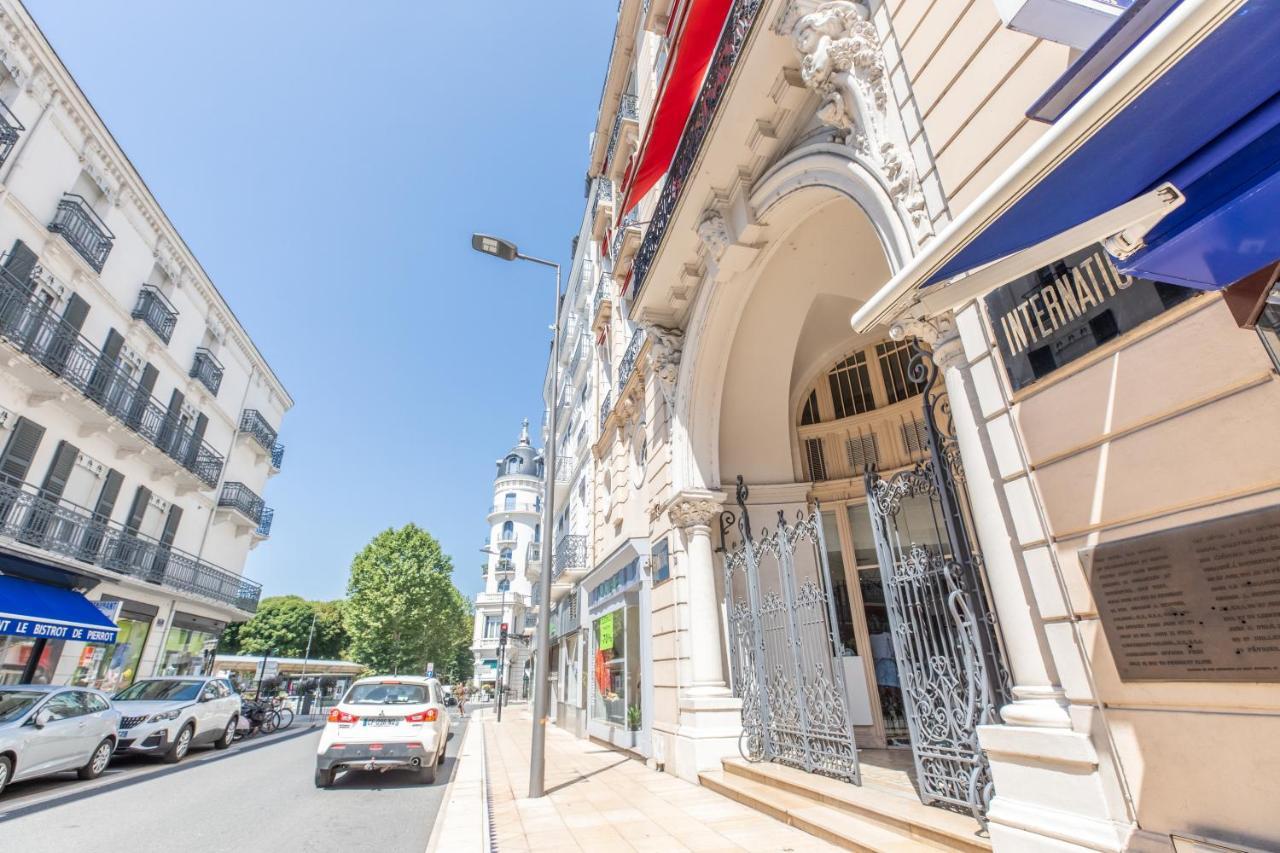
top-left (405, 709), bottom-right (438, 723)
top-left (327, 708), bottom-right (359, 724)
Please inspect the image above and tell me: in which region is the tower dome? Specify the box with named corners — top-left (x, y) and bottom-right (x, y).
top-left (495, 418), bottom-right (544, 479)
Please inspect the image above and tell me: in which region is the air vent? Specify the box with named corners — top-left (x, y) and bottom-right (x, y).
top-left (845, 433), bottom-right (879, 471)
top-left (804, 438), bottom-right (828, 482)
top-left (901, 417), bottom-right (929, 458)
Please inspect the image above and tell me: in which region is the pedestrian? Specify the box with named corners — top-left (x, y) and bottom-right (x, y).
top-left (457, 684), bottom-right (467, 716)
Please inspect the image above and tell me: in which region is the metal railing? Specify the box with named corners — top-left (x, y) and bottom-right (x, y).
top-left (47, 194), bottom-right (114, 272)
top-left (132, 286), bottom-right (178, 344)
top-left (606, 93), bottom-right (639, 167)
top-left (218, 481), bottom-right (265, 524)
top-left (189, 348), bottom-right (223, 395)
top-left (610, 210), bottom-right (639, 266)
top-left (593, 273), bottom-right (612, 321)
top-left (239, 409), bottom-right (278, 454)
top-left (0, 266), bottom-right (223, 487)
top-left (494, 558), bottom-right (515, 574)
top-left (599, 389), bottom-right (612, 431)
top-left (0, 99), bottom-right (24, 170)
top-left (255, 507), bottom-right (274, 538)
top-left (491, 500), bottom-right (541, 514)
top-left (0, 476), bottom-right (261, 612)
top-left (553, 535), bottom-right (588, 579)
top-left (617, 327), bottom-right (645, 390)
top-left (270, 442), bottom-right (285, 471)
top-left (591, 178), bottom-right (613, 225)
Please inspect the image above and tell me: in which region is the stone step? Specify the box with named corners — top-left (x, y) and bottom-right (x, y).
top-left (718, 758), bottom-right (991, 853)
top-left (700, 768), bottom-right (954, 852)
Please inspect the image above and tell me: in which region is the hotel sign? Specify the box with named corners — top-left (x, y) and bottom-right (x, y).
top-left (983, 244), bottom-right (1194, 390)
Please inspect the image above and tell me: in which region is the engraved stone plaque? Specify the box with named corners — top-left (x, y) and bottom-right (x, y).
top-left (1080, 505), bottom-right (1280, 682)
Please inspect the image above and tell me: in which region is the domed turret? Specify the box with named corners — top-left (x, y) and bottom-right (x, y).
top-left (495, 418), bottom-right (544, 479)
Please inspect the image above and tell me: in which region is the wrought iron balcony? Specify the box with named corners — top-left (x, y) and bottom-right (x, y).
top-left (490, 500), bottom-right (540, 514)
top-left (553, 534), bottom-right (588, 580)
top-left (254, 507), bottom-right (274, 538)
top-left (606, 93), bottom-right (640, 169)
top-left (0, 476), bottom-right (261, 612)
top-left (189, 348), bottom-right (223, 396)
top-left (47, 194), bottom-right (114, 273)
top-left (494, 558), bottom-right (516, 575)
top-left (617, 327), bottom-right (646, 390)
top-left (599, 389), bottom-right (612, 431)
top-left (0, 266), bottom-right (223, 487)
top-left (132, 286), bottom-right (178, 344)
top-left (632, 0), bottom-right (763, 296)
top-left (218, 481), bottom-right (265, 525)
top-left (590, 178), bottom-right (614, 233)
top-left (0, 99), bottom-right (24, 170)
top-left (526, 542), bottom-right (541, 565)
top-left (610, 210), bottom-right (639, 266)
top-left (239, 409), bottom-right (279, 455)
top-left (592, 272), bottom-right (614, 332)
top-left (270, 442), bottom-right (285, 471)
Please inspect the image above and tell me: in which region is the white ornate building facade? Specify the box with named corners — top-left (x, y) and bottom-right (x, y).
top-left (0, 0), bottom-right (290, 691)
top-left (541, 1), bottom-right (1280, 851)
top-left (470, 422), bottom-right (540, 700)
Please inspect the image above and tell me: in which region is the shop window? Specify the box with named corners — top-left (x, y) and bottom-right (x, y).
top-left (822, 511), bottom-right (857, 657)
top-left (159, 619), bottom-right (220, 677)
top-left (827, 351), bottom-right (876, 420)
top-left (591, 602), bottom-right (640, 732)
top-left (0, 634), bottom-right (65, 684)
top-left (875, 340), bottom-right (925, 405)
top-left (1256, 297), bottom-right (1280, 371)
top-left (70, 609), bottom-right (151, 692)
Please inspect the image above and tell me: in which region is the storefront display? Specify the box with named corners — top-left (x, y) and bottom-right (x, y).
top-left (591, 603), bottom-right (640, 731)
top-left (159, 612), bottom-right (225, 677)
top-left (0, 634), bottom-right (64, 685)
top-left (71, 598), bottom-right (156, 691)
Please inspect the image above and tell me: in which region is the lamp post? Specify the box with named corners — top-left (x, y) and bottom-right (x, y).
top-left (471, 232), bottom-right (560, 799)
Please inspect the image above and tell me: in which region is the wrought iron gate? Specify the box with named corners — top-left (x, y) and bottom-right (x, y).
top-left (720, 478), bottom-right (860, 784)
top-left (863, 345), bottom-right (1011, 823)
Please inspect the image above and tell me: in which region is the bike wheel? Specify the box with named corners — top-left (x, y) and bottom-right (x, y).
top-left (260, 711), bottom-right (279, 734)
top-left (276, 706), bottom-right (294, 730)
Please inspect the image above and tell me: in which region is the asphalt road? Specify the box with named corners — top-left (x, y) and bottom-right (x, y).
top-left (0, 712), bottom-right (468, 851)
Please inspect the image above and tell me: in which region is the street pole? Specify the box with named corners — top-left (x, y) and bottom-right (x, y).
top-left (469, 233), bottom-right (560, 798)
top-left (497, 583), bottom-right (507, 722)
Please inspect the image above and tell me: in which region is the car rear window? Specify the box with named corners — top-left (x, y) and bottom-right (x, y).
top-left (345, 682), bottom-right (428, 705)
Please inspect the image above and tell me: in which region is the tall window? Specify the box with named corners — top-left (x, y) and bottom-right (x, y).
top-left (501, 520), bottom-right (514, 541)
top-left (827, 351), bottom-right (876, 419)
top-left (484, 616), bottom-right (500, 639)
top-left (504, 492), bottom-right (516, 511)
top-left (534, 523), bottom-right (541, 543)
top-left (500, 548), bottom-right (512, 561)
top-left (497, 579), bottom-right (510, 593)
top-left (876, 339), bottom-right (925, 405)
top-left (505, 455), bottom-right (522, 474)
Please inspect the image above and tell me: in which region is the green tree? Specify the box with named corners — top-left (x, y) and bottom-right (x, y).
top-left (233, 595), bottom-right (316, 657)
top-left (310, 599), bottom-right (349, 660)
top-left (343, 524), bottom-right (470, 675)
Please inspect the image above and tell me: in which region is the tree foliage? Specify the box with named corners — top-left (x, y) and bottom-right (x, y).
top-left (343, 524), bottom-right (470, 675)
top-left (220, 596), bottom-right (350, 659)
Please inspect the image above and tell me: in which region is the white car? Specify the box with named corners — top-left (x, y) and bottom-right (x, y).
top-left (111, 677), bottom-right (240, 763)
top-left (315, 676), bottom-right (448, 788)
top-left (0, 685), bottom-right (121, 796)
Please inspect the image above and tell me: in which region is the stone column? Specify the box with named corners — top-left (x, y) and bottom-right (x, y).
top-left (668, 492), bottom-right (730, 696)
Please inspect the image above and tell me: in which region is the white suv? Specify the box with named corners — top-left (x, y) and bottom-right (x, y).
top-left (112, 677), bottom-right (240, 763)
top-left (315, 676), bottom-right (448, 788)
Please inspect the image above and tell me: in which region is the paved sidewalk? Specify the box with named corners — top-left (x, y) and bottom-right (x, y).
top-left (436, 704), bottom-right (837, 852)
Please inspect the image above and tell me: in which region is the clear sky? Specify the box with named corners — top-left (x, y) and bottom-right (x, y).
top-left (24, 1), bottom-right (617, 602)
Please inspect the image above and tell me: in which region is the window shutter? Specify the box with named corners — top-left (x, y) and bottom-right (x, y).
top-left (158, 388), bottom-right (184, 453)
top-left (803, 438), bottom-right (828, 482)
top-left (39, 440), bottom-right (79, 500)
top-left (3, 239), bottom-right (39, 283)
top-left (88, 328), bottom-right (124, 403)
top-left (0, 416), bottom-right (45, 484)
top-left (124, 486), bottom-right (150, 533)
top-left (44, 292), bottom-right (89, 376)
top-left (126, 363), bottom-right (158, 429)
top-left (900, 417), bottom-right (929, 459)
top-left (844, 434), bottom-right (879, 472)
top-left (159, 505), bottom-right (182, 547)
top-left (186, 412), bottom-right (208, 466)
top-left (93, 469), bottom-right (123, 521)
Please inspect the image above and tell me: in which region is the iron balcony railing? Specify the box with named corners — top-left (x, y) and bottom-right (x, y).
top-left (132, 286), bottom-right (178, 344)
top-left (0, 266), bottom-right (223, 487)
top-left (270, 442), bottom-right (285, 471)
top-left (494, 558), bottom-right (515, 574)
top-left (606, 93), bottom-right (639, 167)
top-left (218, 482), bottom-right (265, 525)
top-left (0, 476), bottom-right (261, 612)
top-left (599, 389), bottom-right (612, 431)
top-left (47, 194), bottom-right (114, 273)
top-left (617, 327), bottom-right (645, 390)
top-left (610, 210), bottom-right (639, 265)
top-left (239, 409), bottom-right (278, 454)
top-left (591, 178), bottom-right (613, 225)
top-left (255, 507), bottom-right (274, 538)
top-left (0, 99), bottom-right (24, 170)
top-left (189, 348), bottom-right (223, 396)
top-left (491, 500), bottom-right (541, 514)
top-left (553, 535), bottom-right (588, 580)
top-left (593, 273), bottom-right (612, 320)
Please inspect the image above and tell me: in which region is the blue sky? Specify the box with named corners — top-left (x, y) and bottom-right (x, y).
top-left (25, 1), bottom-right (617, 602)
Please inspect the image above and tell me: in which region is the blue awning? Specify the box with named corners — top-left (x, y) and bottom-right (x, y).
top-left (0, 574), bottom-right (119, 644)
top-left (924, 0), bottom-right (1280, 292)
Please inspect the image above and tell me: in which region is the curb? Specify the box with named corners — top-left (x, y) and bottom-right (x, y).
top-left (425, 713), bottom-right (489, 852)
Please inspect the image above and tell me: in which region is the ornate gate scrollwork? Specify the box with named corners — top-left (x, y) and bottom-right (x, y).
top-left (720, 477), bottom-right (860, 784)
top-left (864, 344), bottom-right (1011, 824)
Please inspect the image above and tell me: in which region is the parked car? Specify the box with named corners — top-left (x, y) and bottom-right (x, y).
top-left (315, 676), bottom-right (448, 788)
top-left (111, 676), bottom-right (240, 763)
top-left (0, 685), bottom-right (121, 796)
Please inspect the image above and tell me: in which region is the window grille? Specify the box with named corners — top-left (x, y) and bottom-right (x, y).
top-left (876, 340), bottom-right (925, 405)
top-left (803, 438), bottom-right (828, 482)
top-left (827, 351), bottom-right (875, 420)
top-left (900, 417), bottom-right (929, 458)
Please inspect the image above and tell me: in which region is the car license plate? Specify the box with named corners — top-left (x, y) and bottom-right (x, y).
top-left (118, 730), bottom-right (129, 738)
top-left (363, 718), bottom-right (396, 727)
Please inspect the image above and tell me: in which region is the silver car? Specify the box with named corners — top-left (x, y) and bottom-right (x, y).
top-left (0, 684), bottom-right (121, 796)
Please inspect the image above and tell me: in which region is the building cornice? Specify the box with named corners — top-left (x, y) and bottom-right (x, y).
top-left (0, 1), bottom-right (292, 409)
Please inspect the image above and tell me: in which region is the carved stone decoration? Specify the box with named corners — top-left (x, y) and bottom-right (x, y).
top-left (791, 1), bottom-right (930, 243)
top-left (696, 208), bottom-right (731, 261)
top-left (153, 236), bottom-right (184, 284)
top-left (669, 496), bottom-right (723, 530)
top-left (889, 312), bottom-right (964, 371)
top-left (643, 323), bottom-right (685, 410)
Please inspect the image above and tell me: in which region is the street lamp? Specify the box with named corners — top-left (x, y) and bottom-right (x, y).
top-left (471, 231), bottom-right (560, 799)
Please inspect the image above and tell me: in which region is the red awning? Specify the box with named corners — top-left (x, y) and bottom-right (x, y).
top-left (617, 0), bottom-right (733, 219)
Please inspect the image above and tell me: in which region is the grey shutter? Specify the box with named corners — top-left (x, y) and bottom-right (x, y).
top-left (39, 440), bottom-right (78, 500)
top-left (3, 239), bottom-right (38, 283)
top-left (88, 328), bottom-right (125, 405)
top-left (124, 486), bottom-right (150, 533)
top-left (158, 388), bottom-right (184, 455)
top-left (93, 469), bottom-right (123, 521)
top-left (44, 292), bottom-right (89, 376)
top-left (159, 505), bottom-right (182, 546)
top-left (0, 416), bottom-right (45, 484)
top-left (187, 412), bottom-right (208, 466)
top-left (126, 363), bottom-right (158, 431)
